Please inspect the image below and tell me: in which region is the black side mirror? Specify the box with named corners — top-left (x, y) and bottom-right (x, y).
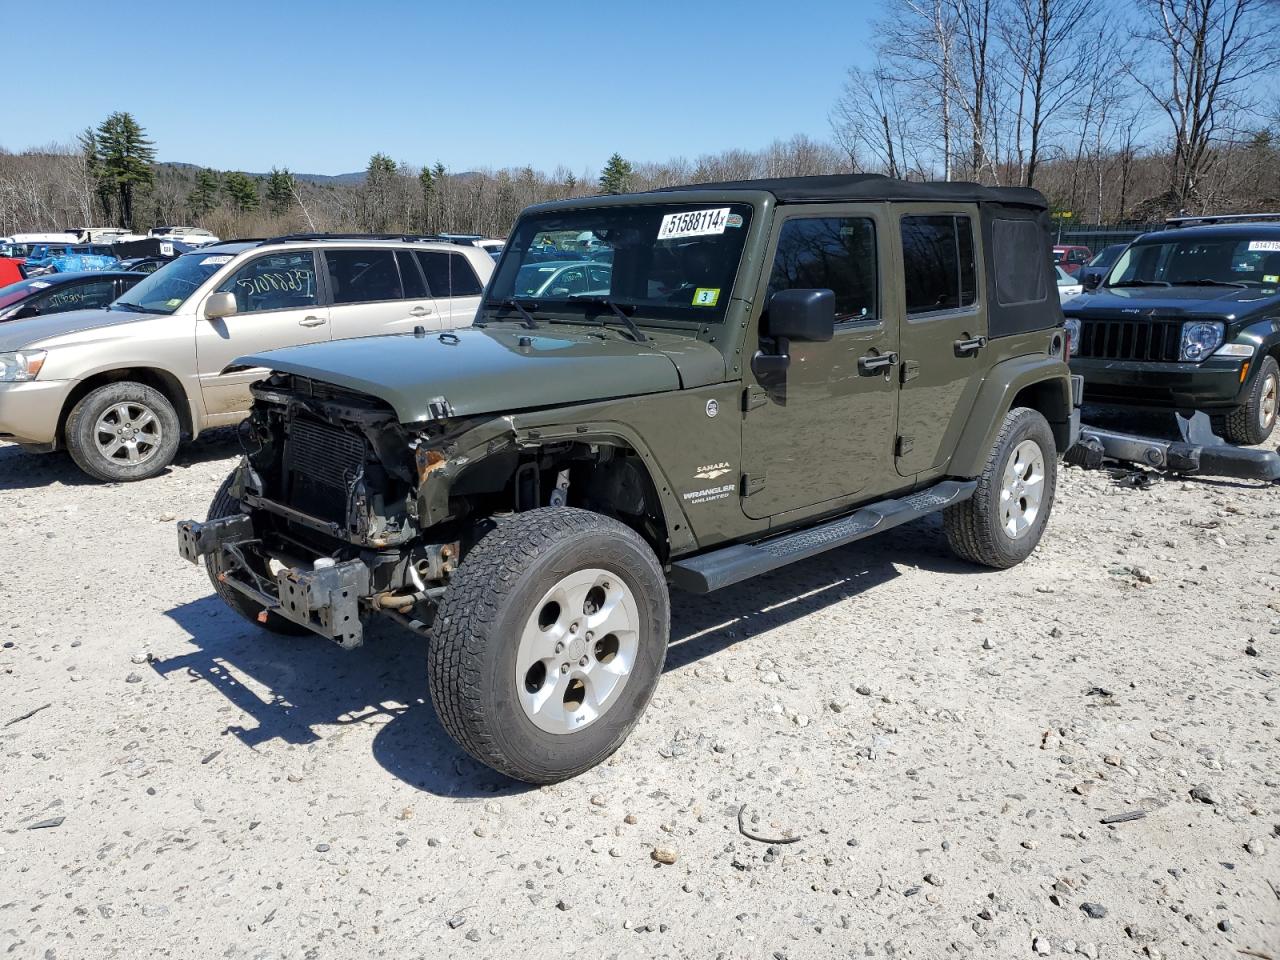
top-left (766, 288), bottom-right (836, 342)
top-left (752, 288), bottom-right (836, 379)
top-left (1082, 273), bottom-right (1102, 290)
top-left (15, 304), bottom-right (40, 320)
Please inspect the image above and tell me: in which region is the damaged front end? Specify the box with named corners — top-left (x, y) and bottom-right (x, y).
top-left (177, 373), bottom-right (492, 647)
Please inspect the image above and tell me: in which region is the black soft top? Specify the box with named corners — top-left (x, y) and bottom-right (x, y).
top-left (665, 174), bottom-right (1048, 209)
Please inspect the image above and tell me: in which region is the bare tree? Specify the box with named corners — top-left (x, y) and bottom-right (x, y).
top-left (1131, 0), bottom-right (1280, 209)
top-left (1001, 0), bottom-right (1102, 187)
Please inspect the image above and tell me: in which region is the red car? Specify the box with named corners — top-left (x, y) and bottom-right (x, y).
top-left (1053, 244), bottom-right (1093, 276)
top-left (0, 258), bottom-right (23, 287)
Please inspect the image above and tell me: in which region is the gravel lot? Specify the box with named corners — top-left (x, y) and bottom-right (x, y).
top-left (1, 425), bottom-right (1278, 960)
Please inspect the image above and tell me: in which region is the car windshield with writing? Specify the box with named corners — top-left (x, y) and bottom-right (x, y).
top-left (112, 251), bottom-right (230, 315)
top-left (487, 203), bottom-right (754, 323)
top-left (1107, 237), bottom-right (1280, 288)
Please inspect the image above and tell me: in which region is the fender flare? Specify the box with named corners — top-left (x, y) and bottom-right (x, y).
top-left (509, 418), bottom-right (699, 557)
top-left (949, 354), bottom-right (1074, 478)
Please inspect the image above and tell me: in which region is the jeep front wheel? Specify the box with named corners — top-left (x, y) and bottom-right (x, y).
top-left (429, 508), bottom-right (669, 784)
top-left (1222, 355), bottom-right (1278, 446)
top-left (945, 407), bottom-right (1057, 569)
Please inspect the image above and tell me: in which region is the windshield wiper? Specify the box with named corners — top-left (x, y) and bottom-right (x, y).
top-left (110, 301), bottom-right (152, 313)
top-left (1107, 279), bottom-right (1172, 288)
top-left (1174, 278), bottom-right (1250, 288)
top-left (569, 296), bottom-right (647, 342)
top-left (484, 298), bottom-right (539, 329)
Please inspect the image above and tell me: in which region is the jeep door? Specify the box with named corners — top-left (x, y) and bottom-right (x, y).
top-left (324, 248), bottom-right (442, 337)
top-left (741, 206), bottom-right (901, 520)
top-left (194, 250), bottom-right (330, 417)
top-left (415, 249), bottom-right (486, 328)
top-left (893, 208), bottom-right (987, 476)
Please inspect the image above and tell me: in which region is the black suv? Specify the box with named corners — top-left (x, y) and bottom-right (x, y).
top-left (1064, 221), bottom-right (1280, 445)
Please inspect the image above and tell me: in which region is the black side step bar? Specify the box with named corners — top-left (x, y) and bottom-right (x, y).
top-left (668, 479), bottom-right (977, 594)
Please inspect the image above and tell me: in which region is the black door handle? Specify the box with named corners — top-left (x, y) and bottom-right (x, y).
top-left (859, 352), bottom-right (899, 373)
top-left (954, 336), bottom-right (987, 354)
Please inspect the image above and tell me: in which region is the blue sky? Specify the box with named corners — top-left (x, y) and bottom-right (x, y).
top-left (3, 0), bottom-right (878, 176)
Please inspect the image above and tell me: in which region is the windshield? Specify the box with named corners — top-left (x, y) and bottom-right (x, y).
top-left (1107, 237), bottom-right (1280, 288)
top-left (488, 202), bottom-right (754, 323)
top-left (113, 251), bottom-right (231, 315)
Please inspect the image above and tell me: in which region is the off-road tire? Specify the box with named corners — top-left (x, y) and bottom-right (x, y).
top-left (1222, 355), bottom-right (1278, 446)
top-left (204, 472), bottom-right (309, 635)
top-left (429, 507), bottom-right (669, 784)
top-left (945, 407), bottom-right (1057, 569)
top-left (65, 381), bottom-right (181, 482)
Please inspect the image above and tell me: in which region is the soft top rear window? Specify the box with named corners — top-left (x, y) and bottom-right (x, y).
top-left (993, 219), bottom-right (1048, 306)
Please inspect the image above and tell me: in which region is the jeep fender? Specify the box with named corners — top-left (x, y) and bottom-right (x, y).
top-left (949, 354), bottom-right (1074, 478)
top-left (416, 415), bottom-right (698, 557)
top-left (508, 417), bottom-right (698, 557)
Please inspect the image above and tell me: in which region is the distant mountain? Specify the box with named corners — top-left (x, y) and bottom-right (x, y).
top-left (163, 161), bottom-right (366, 185)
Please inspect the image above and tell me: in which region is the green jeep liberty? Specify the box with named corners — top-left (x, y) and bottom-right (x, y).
top-left (178, 175), bottom-right (1079, 783)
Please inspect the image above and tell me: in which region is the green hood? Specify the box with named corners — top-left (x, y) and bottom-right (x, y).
top-left (233, 325), bottom-right (724, 423)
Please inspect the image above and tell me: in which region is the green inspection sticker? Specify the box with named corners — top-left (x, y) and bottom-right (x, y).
top-left (692, 287), bottom-right (720, 306)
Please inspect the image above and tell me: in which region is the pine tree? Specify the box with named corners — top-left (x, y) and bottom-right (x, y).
top-left (94, 112), bottom-right (156, 228)
top-left (364, 153), bottom-right (399, 232)
top-left (223, 171), bottom-right (260, 213)
top-left (189, 169), bottom-right (220, 219)
top-left (418, 166), bottom-right (435, 232)
top-left (266, 167), bottom-right (297, 215)
top-left (598, 153), bottom-right (634, 195)
top-left (78, 126), bottom-right (115, 223)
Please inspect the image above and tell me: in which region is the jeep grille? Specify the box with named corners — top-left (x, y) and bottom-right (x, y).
top-left (1075, 318), bottom-right (1182, 362)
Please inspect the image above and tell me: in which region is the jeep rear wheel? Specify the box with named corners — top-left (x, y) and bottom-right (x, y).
top-left (1222, 355), bottom-right (1278, 446)
top-left (429, 508), bottom-right (669, 784)
top-left (65, 381), bottom-right (180, 482)
top-left (945, 407), bottom-right (1057, 569)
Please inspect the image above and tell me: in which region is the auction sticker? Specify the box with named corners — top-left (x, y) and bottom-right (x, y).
top-left (657, 208), bottom-right (731, 241)
top-left (1247, 240), bottom-right (1280, 252)
top-left (201, 255), bottom-right (233, 265)
top-left (692, 287), bottom-right (720, 306)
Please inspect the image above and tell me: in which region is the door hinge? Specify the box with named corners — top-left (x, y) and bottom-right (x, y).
top-left (901, 360), bottom-right (920, 383)
top-left (895, 436), bottom-right (914, 457)
top-left (742, 386), bottom-right (768, 412)
top-left (742, 472), bottom-right (766, 496)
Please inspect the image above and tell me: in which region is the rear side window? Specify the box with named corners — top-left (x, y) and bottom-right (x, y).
top-left (326, 249), bottom-right (403, 304)
top-left (217, 252), bottom-right (320, 314)
top-left (901, 215), bottom-right (977, 315)
top-left (992, 219), bottom-right (1048, 305)
top-left (396, 251), bottom-right (429, 299)
top-left (766, 217), bottom-right (878, 322)
top-left (417, 251), bottom-right (484, 298)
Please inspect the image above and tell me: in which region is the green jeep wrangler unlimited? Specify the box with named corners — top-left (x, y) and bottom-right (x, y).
top-left (178, 175), bottom-right (1078, 783)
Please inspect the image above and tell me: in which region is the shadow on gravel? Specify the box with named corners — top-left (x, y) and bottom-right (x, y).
top-left (160, 515), bottom-right (984, 795)
top-left (0, 427), bottom-right (240, 491)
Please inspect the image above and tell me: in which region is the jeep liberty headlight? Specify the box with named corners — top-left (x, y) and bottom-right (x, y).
top-left (0, 350), bottom-right (46, 382)
top-left (1179, 322), bottom-right (1223, 361)
top-left (1063, 317), bottom-right (1080, 356)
